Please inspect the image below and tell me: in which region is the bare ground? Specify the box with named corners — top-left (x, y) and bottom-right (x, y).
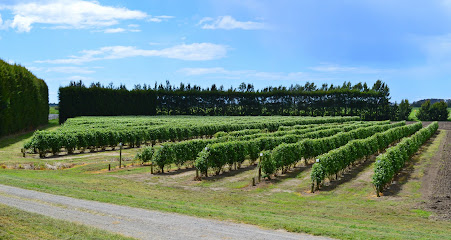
top-left (421, 130), bottom-right (451, 220)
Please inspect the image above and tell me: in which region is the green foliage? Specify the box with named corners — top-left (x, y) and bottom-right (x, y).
top-left (390, 99), bottom-right (412, 121)
top-left (417, 100), bottom-right (449, 121)
top-left (372, 122), bottom-right (438, 192)
top-left (196, 121), bottom-right (389, 177)
top-left (260, 150), bottom-right (275, 178)
top-left (264, 121), bottom-right (403, 176)
top-left (310, 122), bottom-right (422, 187)
top-left (59, 81), bottom-right (158, 124)
top-left (152, 144), bottom-right (175, 172)
top-left (0, 59), bottom-right (48, 137)
top-left (59, 80), bottom-right (391, 121)
top-left (25, 116), bottom-right (359, 157)
top-left (135, 147), bottom-right (154, 163)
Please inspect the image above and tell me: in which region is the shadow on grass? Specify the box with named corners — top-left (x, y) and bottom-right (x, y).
top-left (0, 121), bottom-right (59, 149)
top-left (318, 157), bottom-right (375, 192)
top-left (202, 163), bottom-right (258, 181)
top-left (268, 164), bottom-right (312, 184)
top-left (383, 132), bottom-right (437, 197)
top-left (153, 166), bottom-right (196, 176)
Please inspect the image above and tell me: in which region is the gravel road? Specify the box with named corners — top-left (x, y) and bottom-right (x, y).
top-left (48, 114), bottom-right (58, 120)
top-left (0, 184), bottom-right (333, 240)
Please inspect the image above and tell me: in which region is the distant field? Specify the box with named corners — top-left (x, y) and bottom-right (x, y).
top-left (49, 106), bottom-right (59, 114)
top-left (409, 107), bottom-right (451, 121)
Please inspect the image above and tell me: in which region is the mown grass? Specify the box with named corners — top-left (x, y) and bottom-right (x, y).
top-left (0, 124), bottom-right (450, 240)
top-left (0, 204), bottom-right (134, 240)
top-left (49, 106), bottom-right (59, 114)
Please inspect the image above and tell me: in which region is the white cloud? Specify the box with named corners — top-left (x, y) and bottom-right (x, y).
top-left (37, 43), bottom-right (228, 64)
top-left (1, 0), bottom-right (148, 32)
top-left (47, 66), bottom-right (95, 74)
top-left (147, 15), bottom-right (174, 23)
top-left (179, 67), bottom-right (302, 80)
top-left (199, 16), bottom-right (267, 30)
top-left (309, 64), bottom-right (382, 74)
top-left (128, 24), bottom-right (139, 28)
top-left (28, 66), bottom-right (96, 74)
top-left (103, 28), bottom-right (126, 33)
top-left (98, 27), bottom-right (141, 33)
top-left (103, 28), bottom-right (127, 33)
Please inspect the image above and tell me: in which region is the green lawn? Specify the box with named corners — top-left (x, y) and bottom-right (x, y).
top-left (408, 107), bottom-right (451, 121)
top-left (0, 204), bottom-right (133, 240)
top-left (49, 106), bottom-right (59, 114)
top-left (0, 124), bottom-right (450, 240)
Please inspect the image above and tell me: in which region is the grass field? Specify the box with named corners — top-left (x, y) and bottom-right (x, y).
top-left (49, 106), bottom-right (59, 114)
top-left (0, 120), bottom-right (450, 239)
top-left (408, 107), bottom-right (451, 121)
top-left (0, 204), bottom-right (133, 239)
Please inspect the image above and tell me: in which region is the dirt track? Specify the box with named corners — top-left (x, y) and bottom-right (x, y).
top-left (421, 130), bottom-right (451, 220)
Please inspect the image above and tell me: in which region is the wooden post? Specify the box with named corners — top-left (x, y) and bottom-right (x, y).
top-left (119, 142), bottom-right (122, 169)
top-left (258, 164), bottom-right (261, 182)
top-left (108, 164), bottom-right (111, 171)
top-left (151, 163), bottom-right (154, 174)
top-left (252, 177), bottom-right (256, 186)
top-left (311, 182), bottom-right (315, 193)
top-left (21, 148), bottom-right (25, 158)
top-left (196, 169), bottom-right (199, 179)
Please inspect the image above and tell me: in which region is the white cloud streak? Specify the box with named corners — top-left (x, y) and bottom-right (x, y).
top-left (28, 66), bottom-right (96, 74)
top-left (36, 43), bottom-right (228, 64)
top-left (179, 67), bottom-right (302, 80)
top-left (308, 64), bottom-right (382, 74)
top-left (0, 0), bottom-right (153, 32)
top-left (199, 16), bottom-right (267, 30)
top-left (100, 27), bottom-right (141, 33)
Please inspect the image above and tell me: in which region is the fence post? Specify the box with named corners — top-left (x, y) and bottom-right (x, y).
top-left (119, 142), bottom-right (123, 168)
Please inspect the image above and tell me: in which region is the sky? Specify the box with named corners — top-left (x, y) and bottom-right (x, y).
top-left (0, 0), bottom-right (451, 103)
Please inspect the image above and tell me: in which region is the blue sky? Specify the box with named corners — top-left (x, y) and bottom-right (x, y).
top-left (1, 0), bottom-right (450, 103)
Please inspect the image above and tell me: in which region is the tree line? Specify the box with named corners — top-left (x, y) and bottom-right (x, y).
top-left (59, 81), bottom-right (157, 124)
top-left (0, 59), bottom-right (48, 137)
top-left (416, 100), bottom-right (449, 121)
top-left (59, 80), bottom-right (397, 123)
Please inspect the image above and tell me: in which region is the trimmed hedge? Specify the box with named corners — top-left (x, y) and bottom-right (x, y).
top-left (0, 59), bottom-right (48, 137)
top-left (193, 122), bottom-right (388, 177)
top-left (264, 121), bottom-right (405, 177)
top-left (25, 116), bottom-right (359, 158)
top-left (372, 122), bottom-right (438, 196)
top-left (311, 122), bottom-right (422, 191)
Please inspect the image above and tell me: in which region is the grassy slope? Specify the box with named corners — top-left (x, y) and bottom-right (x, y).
top-left (0, 204), bottom-right (134, 240)
top-left (0, 125), bottom-right (450, 240)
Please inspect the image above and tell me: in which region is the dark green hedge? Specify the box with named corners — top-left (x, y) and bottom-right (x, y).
top-left (59, 82), bottom-right (157, 124)
top-left (59, 80), bottom-right (391, 123)
top-left (0, 59), bottom-right (48, 137)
